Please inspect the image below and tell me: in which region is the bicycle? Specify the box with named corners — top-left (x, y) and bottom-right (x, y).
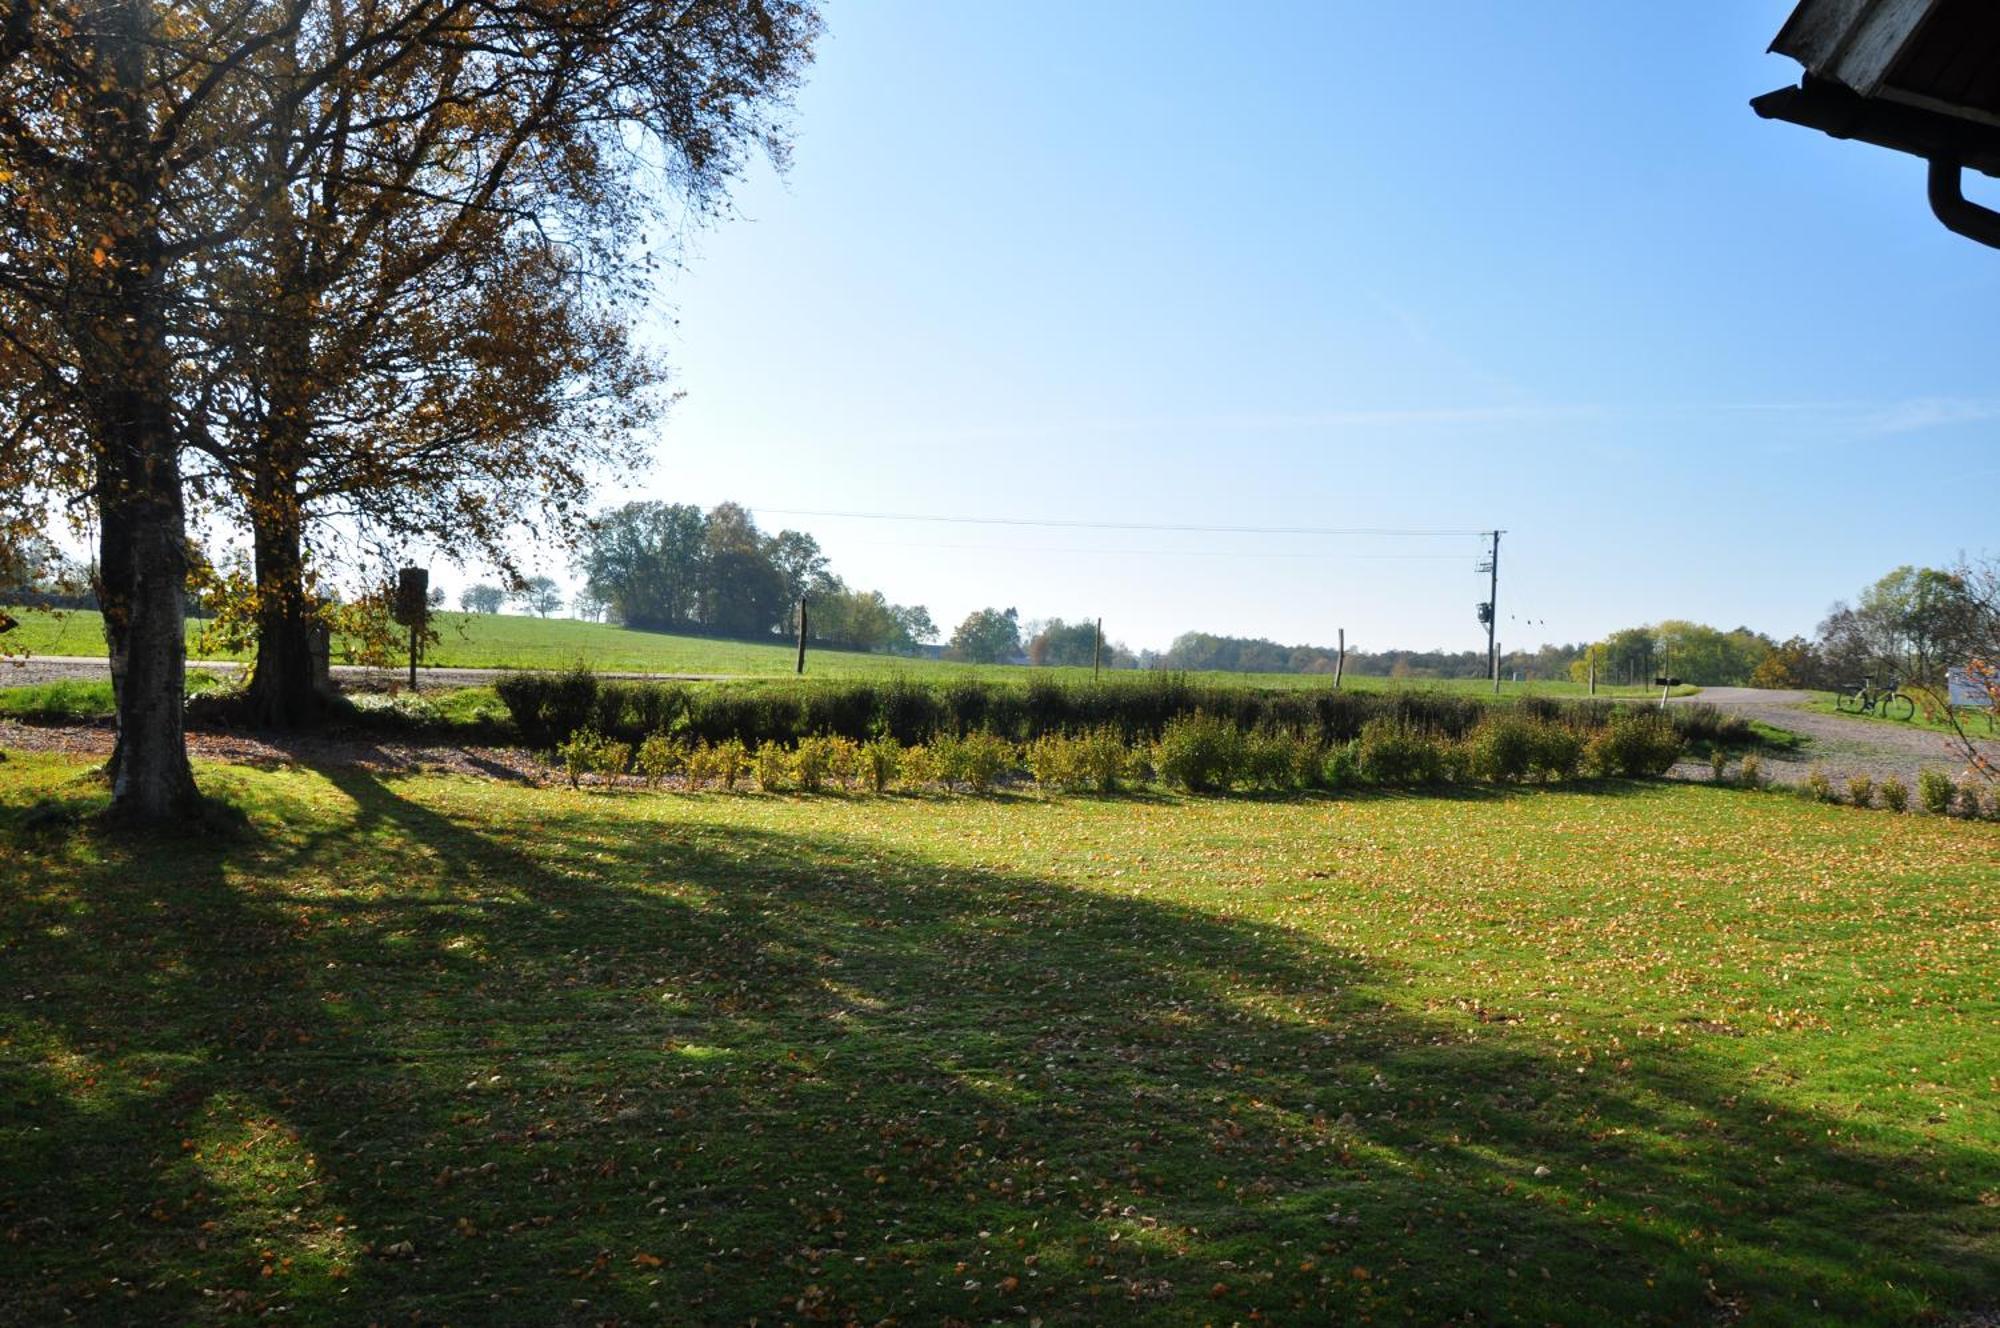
top-left (1835, 678), bottom-right (1915, 721)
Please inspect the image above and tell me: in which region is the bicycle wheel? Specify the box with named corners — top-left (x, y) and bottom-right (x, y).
top-left (1880, 692), bottom-right (1915, 722)
top-left (1836, 690), bottom-right (1860, 714)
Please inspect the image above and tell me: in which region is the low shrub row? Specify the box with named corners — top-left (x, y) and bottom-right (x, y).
top-left (1706, 756), bottom-right (1997, 817)
top-left (552, 710), bottom-right (1684, 795)
top-left (497, 667), bottom-right (1742, 753)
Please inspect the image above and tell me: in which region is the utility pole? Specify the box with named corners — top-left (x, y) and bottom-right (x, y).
top-left (1476, 531), bottom-right (1502, 694)
top-left (795, 598), bottom-right (808, 675)
top-left (1092, 617), bottom-right (1102, 682)
top-left (1334, 627), bottom-right (1345, 691)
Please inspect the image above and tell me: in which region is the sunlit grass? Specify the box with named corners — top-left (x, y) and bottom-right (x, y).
top-left (1, 752), bottom-right (1993, 1324)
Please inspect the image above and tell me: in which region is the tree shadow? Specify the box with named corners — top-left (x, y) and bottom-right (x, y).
top-left (0, 765), bottom-right (1992, 1325)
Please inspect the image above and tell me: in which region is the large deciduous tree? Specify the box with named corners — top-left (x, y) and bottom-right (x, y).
top-left (195, 0), bottom-right (815, 727)
top-left (698, 501), bottom-right (785, 637)
top-left (0, 0), bottom-right (436, 819)
top-left (514, 576), bottom-right (563, 618)
top-left (1026, 617), bottom-right (1100, 668)
top-left (766, 529), bottom-right (832, 611)
top-left (580, 500), bottom-right (929, 650)
top-left (583, 501), bottom-right (709, 631)
top-left (0, 0), bottom-right (819, 814)
top-left (1815, 565), bottom-right (1982, 688)
top-left (459, 583), bottom-right (504, 614)
top-left (947, 607), bottom-right (1021, 665)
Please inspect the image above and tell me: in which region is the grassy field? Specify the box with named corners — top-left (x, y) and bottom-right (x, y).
top-left (1, 759), bottom-right (1992, 1325)
top-left (4, 607), bottom-right (1671, 696)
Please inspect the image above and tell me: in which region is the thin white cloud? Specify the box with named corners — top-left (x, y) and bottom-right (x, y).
top-left (1855, 397), bottom-right (2000, 435)
top-left (871, 395), bottom-right (2000, 445)
top-left (881, 402), bottom-right (1602, 445)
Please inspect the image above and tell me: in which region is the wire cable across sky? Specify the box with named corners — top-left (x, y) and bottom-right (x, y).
top-left (845, 539), bottom-right (1476, 561)
top-left (750, 506), bottom-right (1494, 539)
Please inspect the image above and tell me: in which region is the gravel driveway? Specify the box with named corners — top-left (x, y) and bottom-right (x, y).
top-left (1671, 687), bottom-right (1998, 790)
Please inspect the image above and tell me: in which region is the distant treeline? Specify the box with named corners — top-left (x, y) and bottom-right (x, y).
top-left (0, 587), bottom-right (98, 612)
top-left (1157, 632), bottom-right (1592, 681)
top-left (1157, 625), bottom-right (1800, 687)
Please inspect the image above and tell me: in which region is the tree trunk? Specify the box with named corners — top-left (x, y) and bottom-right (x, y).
top-left (97, 395), bottom-right (200, 824)
top-left (242, 145), bottom-right (328, 729)
top-left (80, 0), bottom-right (201, 823)
top-left (245, 484), bottom-right (329, 728)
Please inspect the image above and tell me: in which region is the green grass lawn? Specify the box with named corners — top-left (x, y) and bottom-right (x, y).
top-left (0, 672), bottom-right (231, 722)
top-left (1, 759), bottom-right (1993, 1325)
top-left (4, 607), bottom-right (1667, 696)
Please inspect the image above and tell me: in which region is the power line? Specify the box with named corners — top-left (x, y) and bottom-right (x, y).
top-left (751, 505), bottom-right (1491, 538)
top-left (845, 539), bottom-right (1474, 561)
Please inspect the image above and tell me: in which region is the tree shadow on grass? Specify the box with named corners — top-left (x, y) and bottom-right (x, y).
top-left (0, 764), bottom-right (1992, 1325)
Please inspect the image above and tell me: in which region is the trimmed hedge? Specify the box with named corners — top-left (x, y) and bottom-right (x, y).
top-left (552, 710), bottom-right (1686, 798)
top-left (495, 667), bottom-right (1732, 756)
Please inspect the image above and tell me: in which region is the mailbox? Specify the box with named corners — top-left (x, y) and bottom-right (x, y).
top-left (393, 567), bottom-right (429, 627)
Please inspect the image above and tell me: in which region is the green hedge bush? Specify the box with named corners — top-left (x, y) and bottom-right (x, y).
top-left (495, 668), bottom-right (1701, 753)
top-left (1584, 713), bottom-right (1681, 778)
top-left (1355, 718), bottom-right (1444, 785)
top-left (1154, 713), bottom-right (1244, 792)
top-left (526, 671), bottom-right (1697, 799)
top-left (558, 711), bottom-right (1685, 799)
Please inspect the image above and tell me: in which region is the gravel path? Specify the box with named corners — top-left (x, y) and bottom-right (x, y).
top-left (1669, 686), bottom-right (1998, 789)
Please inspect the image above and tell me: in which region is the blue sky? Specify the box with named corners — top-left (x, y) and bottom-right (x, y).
top-left (544, 2), bottom-right (1999, 654)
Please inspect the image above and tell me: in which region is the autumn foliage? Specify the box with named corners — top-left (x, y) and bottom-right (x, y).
top-left (0, 0), bottom-right (819, 817)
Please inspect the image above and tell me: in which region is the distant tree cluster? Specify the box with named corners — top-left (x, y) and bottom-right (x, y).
top-left (1567, 622), bottom-right (1775, 688)
top-left (1023, 617), bottom-right (1137, 670)
top-left (1567, 563), bottom-right (1998, 695)
top-left (946, 608), bottom-right (1021, 664)
top-left (1160, 633), bottom-right (1333, 674)
top-left (1744, 563), bottom-right (1993, 693)
top-left (1766, 558), bottom-right (1998, 781)
top-left (0, 534), bottom-right (90, 607)
top-left (579, 502), bottom-right (936, 652)
top-left (1813, 565), bottom-right (1988, 688)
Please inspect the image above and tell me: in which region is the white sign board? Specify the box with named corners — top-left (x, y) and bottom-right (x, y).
top-left (1947, 667), bottom-right (1995, 708)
